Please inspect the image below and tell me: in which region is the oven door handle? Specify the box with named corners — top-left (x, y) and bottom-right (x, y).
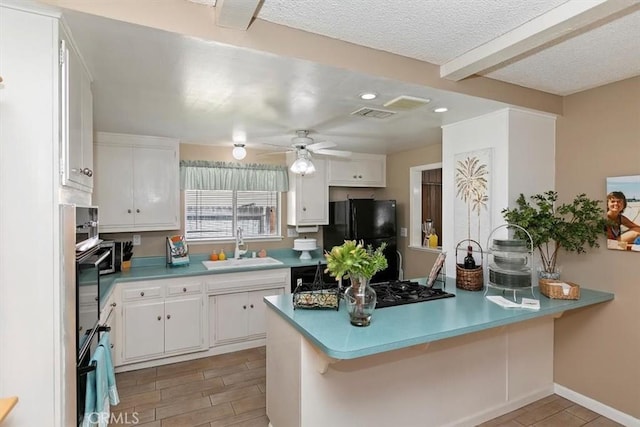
top-left (79, 249), bottom-right (112, 268)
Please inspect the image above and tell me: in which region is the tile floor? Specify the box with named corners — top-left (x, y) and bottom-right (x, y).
top-left (110, 347), bottom-right (622, 427)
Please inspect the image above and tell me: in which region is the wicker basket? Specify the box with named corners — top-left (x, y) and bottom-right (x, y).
top-left (539, 279), bottom-right (580, 300)
top-left (455, 239), bottom-right (484, 291)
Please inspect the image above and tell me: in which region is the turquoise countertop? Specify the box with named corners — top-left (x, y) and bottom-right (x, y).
top-left (94, 248), bottom-right (326, 310)
top-left (264, 279), bottom-right (614, 360)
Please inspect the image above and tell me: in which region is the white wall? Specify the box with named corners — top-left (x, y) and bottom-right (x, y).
top-left (442, 108), bottom-right (556, 275)
top-left (0, 2), bottom-right (76, 426)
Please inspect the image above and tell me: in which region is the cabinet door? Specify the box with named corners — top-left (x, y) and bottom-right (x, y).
top-left (60, 33), bottom-right (93, 192)
top-left (94, 144), bottom-right (134, 229)
top-left (357, 157), bottom-right (385, 186)
top-left (133, 146), bottom-right (179, 229)
top-left (288, 157), bottom-right (328, 226)
top-left (215, 293), bottom-right (249, 343)
top-left (247, 288), bottom-right (283, 336)
top-left (328, 155), bottom-right (386, 187)
top-left (123, 300), bottom-right (164, 360)
top-left (164, 296), bottom-right (204, 354)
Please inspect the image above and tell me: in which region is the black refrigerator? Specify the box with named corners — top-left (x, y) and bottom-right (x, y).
top-left (323, 199), bottom-right (399, 283)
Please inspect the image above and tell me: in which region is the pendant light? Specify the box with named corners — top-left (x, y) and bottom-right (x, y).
top-left (232, 143), bottom-right (247, 160)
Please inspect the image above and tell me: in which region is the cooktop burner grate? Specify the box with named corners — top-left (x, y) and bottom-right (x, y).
top-left (369, 280), bottom-right (455, 308)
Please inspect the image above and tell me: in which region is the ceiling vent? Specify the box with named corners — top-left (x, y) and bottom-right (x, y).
top-left (351, 107), bottom-right (396, 119)
top-left (384, 95), bottom-right (431, 110)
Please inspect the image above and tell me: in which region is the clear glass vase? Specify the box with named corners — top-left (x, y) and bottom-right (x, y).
top-left (343, 275), bottom-right (377, 327)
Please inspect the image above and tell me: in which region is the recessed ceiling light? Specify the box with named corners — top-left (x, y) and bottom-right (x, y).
top-left (434, 107), bottom-right (448, 113)
top-left (359, 92), bottom-right (378, 100)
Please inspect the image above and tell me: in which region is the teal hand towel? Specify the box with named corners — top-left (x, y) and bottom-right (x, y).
top-left (98, 332), bottom-right (120, 406)
top-left (82, 345), bottom-right (108, 427)
top-left (81, 367), bottom-right (97, 427)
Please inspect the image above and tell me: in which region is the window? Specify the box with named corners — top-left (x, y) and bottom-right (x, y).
top-left (185, 190), bottom-right (280, 241)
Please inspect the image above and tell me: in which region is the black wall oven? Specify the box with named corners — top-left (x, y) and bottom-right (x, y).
top-left (74, 207), bottom-right (112, 425)
top-left (75, 244), bottom-right (111, 425)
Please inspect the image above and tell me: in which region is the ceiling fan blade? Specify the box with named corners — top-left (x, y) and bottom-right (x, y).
top-left (255, 149), bottom-right (292, 158)
top-left (313, 149), bottom-right (352, 158)
top-left (307, 141), bottom-right (336, 151)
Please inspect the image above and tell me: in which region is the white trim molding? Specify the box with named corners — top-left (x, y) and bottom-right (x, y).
top-left (554, 384), bottom-right (640, 427)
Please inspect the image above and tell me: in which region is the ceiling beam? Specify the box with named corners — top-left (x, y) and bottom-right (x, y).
top-left (215, 0), bottom-right (261, 30)
top-left (440, 0), bottom-right (640, 81)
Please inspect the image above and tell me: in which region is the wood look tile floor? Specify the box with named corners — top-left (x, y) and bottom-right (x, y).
top-left (110, 347), bottom-right (622, 427)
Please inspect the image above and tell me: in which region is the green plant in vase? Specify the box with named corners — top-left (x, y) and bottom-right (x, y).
top-left (502, 191), bottom-right (605, 279)
top-left (325, 240), bottom-right (388, 327)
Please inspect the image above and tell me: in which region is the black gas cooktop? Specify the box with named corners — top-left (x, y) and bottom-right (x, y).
top-left (344, 280), bottom-right (455, 309)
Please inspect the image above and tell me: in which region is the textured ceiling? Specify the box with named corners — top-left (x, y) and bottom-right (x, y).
top-left (60, 0), bottom-right (640, 156)
top-left (256, 0), bottom-right (640, 96)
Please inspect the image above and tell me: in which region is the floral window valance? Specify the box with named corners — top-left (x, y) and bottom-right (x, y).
top-left (180, 160), bottom-right (289, 192)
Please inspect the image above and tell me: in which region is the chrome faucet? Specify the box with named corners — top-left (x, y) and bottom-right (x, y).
top-left (234, 226), bottom-right (248, 259)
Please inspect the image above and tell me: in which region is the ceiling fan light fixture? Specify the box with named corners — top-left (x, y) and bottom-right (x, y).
top-left (290, 155), bottom-right (315, 175)
top-left (232, 143), bottom-right (247, 160)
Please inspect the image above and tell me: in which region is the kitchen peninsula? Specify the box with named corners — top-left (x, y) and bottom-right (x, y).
top-left (264, 281), bottom-right (613, 427)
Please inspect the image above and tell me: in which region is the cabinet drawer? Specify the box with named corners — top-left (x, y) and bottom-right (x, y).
top-left (123, 286), bottom-right (162, 301)
top-left (167, 282), bottom-right (203, 296)
top-left (207, 268), bottom-right (289, 293)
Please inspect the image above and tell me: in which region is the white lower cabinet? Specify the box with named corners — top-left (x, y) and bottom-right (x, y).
top-left (211, 288), bottom-right (283, 344)
top-left (118, 279), bottom-right (207, 365)
top-left (207, 269), bottom-right (288, 347)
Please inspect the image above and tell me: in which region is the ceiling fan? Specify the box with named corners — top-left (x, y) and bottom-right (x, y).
top-left (258, 130), bottom-right (351, 175)
top-left (279, 130), bottom-right (352, 158)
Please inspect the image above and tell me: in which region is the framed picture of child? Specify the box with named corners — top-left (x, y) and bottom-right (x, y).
top-left (605, 175), bottom-right (640, 252)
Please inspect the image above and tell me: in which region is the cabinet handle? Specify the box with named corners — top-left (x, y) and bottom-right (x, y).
top-left (302, 207), bottom-right (307, 212)
top-left (82, 168), bottom-right (93, 177)
top-left (183, 287), bottom-right (187, 292)
top-left (353, 175), bottom-right (357, 179)
top-left (111, 302), bottom-right (117, 308)
top-left (358, 175), bottom-right (362, 179)
top-left (128, 209), bottom-right (132, 214)
top-left (243, 305), bottom-right (247, 310)
top-left (250, 304), bottom-right (254, 309)
top-left (157, 316), bottom-right (161, 321)
top-left (136, 209), bottom-right (140, 213)
top-left (94, 296), bottom-right (98, 301)
top-left (110, 344), bottom-right (114, 349)
top-left (166, 314), bottom-right (171, 320)
top-left (140, 291), bottom-right (145, 297)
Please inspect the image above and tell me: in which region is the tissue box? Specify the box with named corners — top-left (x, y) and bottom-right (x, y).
top-left (539, 279), bottom-right (580, 300)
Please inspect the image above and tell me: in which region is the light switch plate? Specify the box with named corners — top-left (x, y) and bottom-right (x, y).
top-left (132, 234), bottom-right (141, 246)
top-left (287, 228), bottom-right (299, 238)
top-left (400, 227), bottom-right (407, 237)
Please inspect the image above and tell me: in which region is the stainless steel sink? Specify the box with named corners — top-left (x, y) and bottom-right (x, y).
top-left (202, 257), bottom-right (284, 270)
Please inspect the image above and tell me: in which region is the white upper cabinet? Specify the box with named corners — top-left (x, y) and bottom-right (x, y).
top-left (286, 153), bottom-right (329, 226)
top-left (328, 153), bottom-right (386, 187)
top-left (94, 132), bottom-right (180, 232)
top-left (60, 27), bottom-right (93, 193)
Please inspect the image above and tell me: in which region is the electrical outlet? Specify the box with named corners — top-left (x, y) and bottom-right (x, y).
top-left (132, 234), bottom-right (141, 246)
top-left (400, 227), bottom-right (407, 237)
top-left (287, 228), bottom-right (299, 238)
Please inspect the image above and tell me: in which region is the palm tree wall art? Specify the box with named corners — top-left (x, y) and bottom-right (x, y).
top-left (454, 149), bottom-right (492, 248)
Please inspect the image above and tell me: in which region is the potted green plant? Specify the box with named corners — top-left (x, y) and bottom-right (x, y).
top-left (325, 240), bottom-right (388, 326)
top-left (501, 191), bottom-right (606, 279)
